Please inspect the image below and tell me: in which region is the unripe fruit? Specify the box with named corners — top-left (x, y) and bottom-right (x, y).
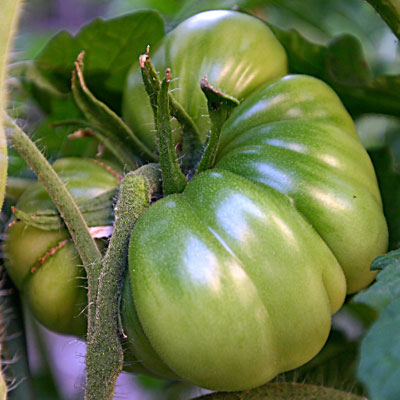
top-left (3, 158), bottom-right (119, 336)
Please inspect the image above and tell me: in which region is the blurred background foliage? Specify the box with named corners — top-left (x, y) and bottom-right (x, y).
top-left (2, 0), bottom-right (400, 399)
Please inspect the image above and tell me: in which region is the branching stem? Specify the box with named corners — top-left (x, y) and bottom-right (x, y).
top-left (85, 164), bottom-right (161, 400)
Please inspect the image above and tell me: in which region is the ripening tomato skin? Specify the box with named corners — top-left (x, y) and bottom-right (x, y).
top-left (123, 9), bottom-right (288, 149)
top-left (3, 158), bottom-right (118, 336)
top-left (126, 169), bottom-right (347, 390)
top-left (2, 8), bottom-right (388, 393)
top-left (122, 72), bottom-right (387, 390)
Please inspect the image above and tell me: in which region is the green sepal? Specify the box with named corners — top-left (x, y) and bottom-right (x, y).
top-left (156, 71), bottom-right (187, 195)
top-left (72, 52), bottom-right (156, 167)
top-left (12, 188), bottom-right (117, 230)
top-left (197, 77), bottom-right (240, 174)
top-left (140, 51), bottom-right (203, 174)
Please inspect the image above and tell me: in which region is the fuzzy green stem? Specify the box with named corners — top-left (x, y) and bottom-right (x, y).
top-left (5, 115), bottom-right (102, 335)
top-left (197, 77), bottom-right (239, 174)
top-left (140, 52), bottom-right (203, 173)
top-left (366, 0), bottom-right (400, 40)
top-left (156, 71), bottom-right (187, 195)
top-left (0, 0), bottom-right (23, 212)
top-left (85, 164), bottom-right (161, 400)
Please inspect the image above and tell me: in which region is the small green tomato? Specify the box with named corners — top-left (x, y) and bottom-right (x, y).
top-left (3, 158), bottom-right (119, 336)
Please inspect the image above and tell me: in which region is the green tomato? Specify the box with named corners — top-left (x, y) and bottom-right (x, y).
top-left (123, 9), bottom-right (288, 149)
top-left (121, 12), bottom-right (388, 389)
top-left (3, 158), bottom-right (118, 336)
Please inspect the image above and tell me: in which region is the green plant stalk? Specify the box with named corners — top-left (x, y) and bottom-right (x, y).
top-left (4, 116), bottom-right (102, 335)
top-left (85, 164), bottom-right (161, 400)
top-left (197, 77), bottom-right (239, 174)
top-left (140, 54), bottom-right (203, 173)
top-left (0, 0), bottom-right (22, 211)
top-left (156, 72), bottom-right (187, 195)
top-left (366, 0), bottom-right (400, 40)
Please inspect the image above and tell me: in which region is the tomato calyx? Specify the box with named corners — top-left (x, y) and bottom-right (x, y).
top-left (140, 50), bottom-right (203, 176)
top-left (155, 69), bottom-right (188, 195)
top-left (196, 76), bottom-right (240, 174)
top-left (139, 49), bottom-right (241, 196)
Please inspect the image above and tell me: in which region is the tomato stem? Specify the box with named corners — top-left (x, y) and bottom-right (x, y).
top-left (156, 72), bottom-right (188, 195)
top-left (5, 115), bottom-right (103, 372)
top-left (6, 113), bottom-right (103, 277)
top-left (196, 77), bottom-right (239, 174)
top-left (85, 164), bottom-right (161, 400)
top-left (140, 51), bottom-right (203, 175)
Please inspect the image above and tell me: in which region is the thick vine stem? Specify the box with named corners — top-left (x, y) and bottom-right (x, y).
top-left (4, 115), bottom-right (102, 338)
top-left (197, 77), bottom-right (239, 174)
top-left (140, 49), bottom-right (203, 174)
top-left (366, 0), bottom-right (400, 40)
top-left (156, 71), bottom-right (188, 195)
top-left (85, 164), bottom-right (161, 400)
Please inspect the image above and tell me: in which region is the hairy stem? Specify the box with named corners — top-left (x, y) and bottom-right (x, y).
top-left (85, 164), bottom-right (161, 400)
top-left (140, 51), bottom-right (203, 174)
top-left (5, 116), bottom-right (102, 338)
top-left (156, 71), bottom-right (187, 195)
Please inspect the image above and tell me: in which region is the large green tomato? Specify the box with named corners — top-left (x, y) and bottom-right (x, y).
top-left (4, 158), bottom-right (118, 336)
top-left (123, 10), bottom-right (288, 149)
top-left (121, 12), bottom-right (388, 390)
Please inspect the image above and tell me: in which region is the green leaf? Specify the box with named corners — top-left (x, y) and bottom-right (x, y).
top-left (72, 53), bottom-right (152, 167)
top-left (371, 250), bottom-right (400, 271)
top-left (368, 147), bottom-right (400, 250)
top-left (354, 259), bottom-right (400, 313)
top-left (196, 382), bottom-right (363, 399)
top-left (31, 10), bottom-right (165, 112)
top-left (357, 296), bottom-right (400, 400)
top-left (267, 24), bottom-right (400, 118)
top-left (12, 188), bottom-right (117, 230)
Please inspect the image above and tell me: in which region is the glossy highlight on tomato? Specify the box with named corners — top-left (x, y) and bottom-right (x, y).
top-left (123, 9), bottom-right (288, 149)
top-left (121, 11), bottom-right (388, 391)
